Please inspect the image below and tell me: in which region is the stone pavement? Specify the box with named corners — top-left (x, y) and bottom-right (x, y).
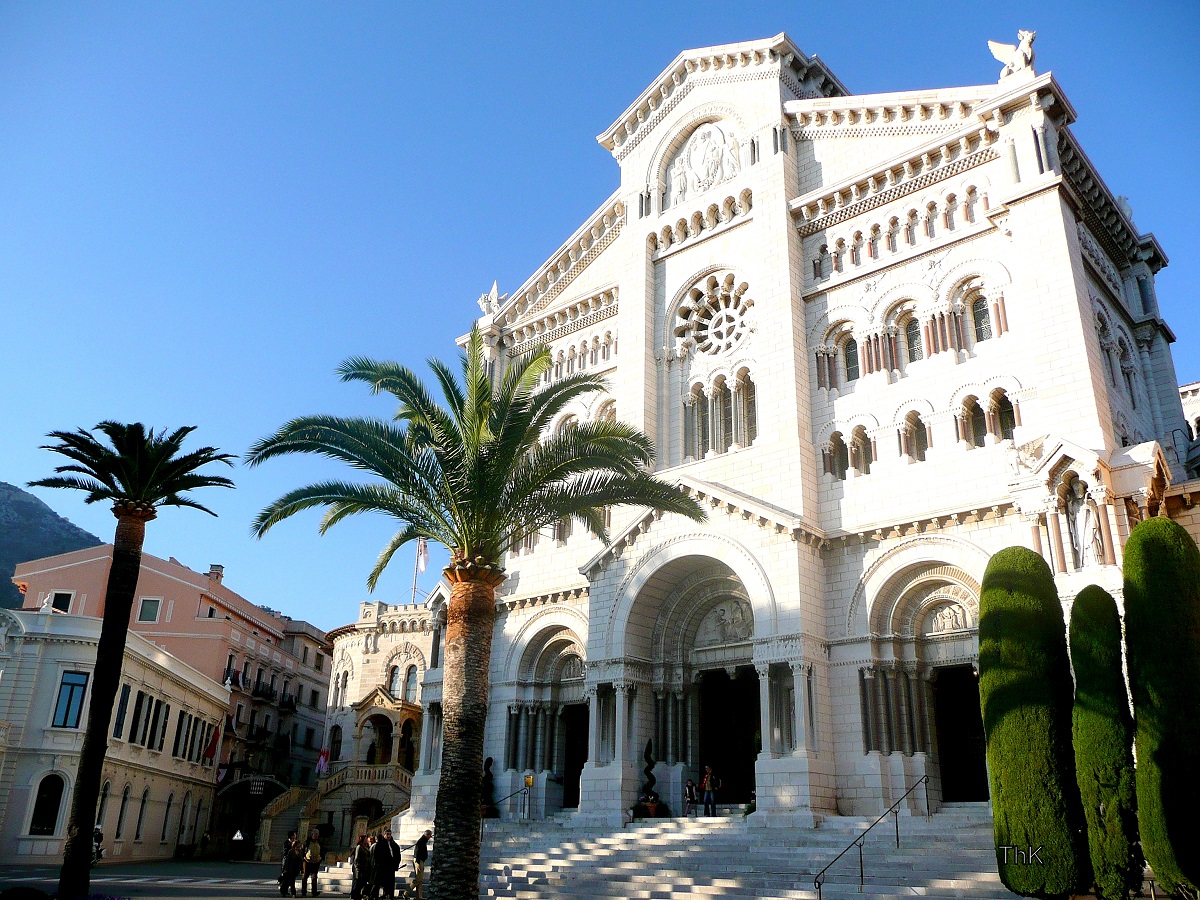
top-left (0, 860), bottom-right (284, 900)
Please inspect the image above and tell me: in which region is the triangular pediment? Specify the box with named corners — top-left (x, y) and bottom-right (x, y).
top-left (353, 685), bottom-right (401, 712)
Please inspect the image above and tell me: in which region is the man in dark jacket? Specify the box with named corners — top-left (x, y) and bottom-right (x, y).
top-left (350, 835), bottom-right (372, 900)
top-left (369, 829), bottom-right (400, 900)
top-left (412, 830), bottom-right (432, 899)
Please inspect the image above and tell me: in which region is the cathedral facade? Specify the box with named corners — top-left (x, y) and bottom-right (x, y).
top-left (328, 33), bottom-right (1197, 833)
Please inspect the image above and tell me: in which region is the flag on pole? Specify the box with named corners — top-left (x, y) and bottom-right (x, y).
top-left (202, 719), bottom-right (222, 760)
top-left (416, 538), bottom-right (429, 574)
top-left (316, 748), bottom-right (330, 777)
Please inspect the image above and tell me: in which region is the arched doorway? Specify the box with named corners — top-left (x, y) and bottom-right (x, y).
top-left (697, 667), bottom-right (758, 803)
top-left (399, 719), bottom-right (416, 771)
top-left (932, 665), bottom-right (988, 801)
top-left (363, 714), bottom-right (394, 764)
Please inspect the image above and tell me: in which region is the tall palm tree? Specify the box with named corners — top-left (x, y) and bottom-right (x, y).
top-left (247, 329), bottom-right (704, 900)
top-left (30, 422), bottom-right (235, 900)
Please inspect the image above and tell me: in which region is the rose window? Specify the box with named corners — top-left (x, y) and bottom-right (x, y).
top-left (674, 272), bottom-right (753, 355)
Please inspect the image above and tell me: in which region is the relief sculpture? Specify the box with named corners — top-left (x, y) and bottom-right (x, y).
top-left (695, 598), bottom-right (753, 647)
top-left (669, 123), bottom-right (741, 207)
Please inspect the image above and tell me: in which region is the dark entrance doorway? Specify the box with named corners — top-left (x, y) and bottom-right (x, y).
top-left (933, 665), bottom-right (989, 801)
top-left (698, 667), bottom-right (758, 804)
top-left (560, 703), bottom-right (588, 808)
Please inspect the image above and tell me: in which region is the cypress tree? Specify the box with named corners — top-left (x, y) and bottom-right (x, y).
top-left (978, 546), bottom-right (1090, 897)
top-left (1069, 585), bottom-right (1141, 899)
top-left (1122, 516), bottom-right (1200, 897)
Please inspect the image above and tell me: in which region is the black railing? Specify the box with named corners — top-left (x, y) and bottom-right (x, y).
top-left (280, 694), bottom-right (297, 712)
top-left (480, 787), bottom-right (530, 842)
top-left (252, 684), bottom-right (278, 702)
top-left (813, 775), bottom-right (929, 900)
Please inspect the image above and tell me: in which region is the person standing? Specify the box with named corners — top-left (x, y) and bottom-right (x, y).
top-left (280, 838), bottom-right (302, 898)
top-left (683, 779), bottom-right (699, 817)
top-left (300, 828), bottom-right (323, 897)
top-left (412, 830), bottom-right (432, 899)
top-left (370, 828), bottom-right (399, 900)
top-left (350, 834), bottom-right (373, 900)
top-left (702, 765), bottom-right (721, 817)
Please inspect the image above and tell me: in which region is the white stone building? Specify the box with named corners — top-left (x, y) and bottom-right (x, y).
top-left (336, 33), bottom-right (1198, 834)
top-left (0, 607), bottom-right (229, 862)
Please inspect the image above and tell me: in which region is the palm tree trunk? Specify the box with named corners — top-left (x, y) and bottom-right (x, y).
top-left (58, 511), bottom-right (152, 900)
top-left (428, 561), bottom-right (505, 900)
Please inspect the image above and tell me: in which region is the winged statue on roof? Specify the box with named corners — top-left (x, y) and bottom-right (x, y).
top-left (988, 30), bottom-right (1037, 82)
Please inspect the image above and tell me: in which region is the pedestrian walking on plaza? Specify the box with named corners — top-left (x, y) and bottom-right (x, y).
top-left (300, 828), bottom-right (323, 897)
top-left (350, 834), bottom-right (373, 900)
top-left (411, 830), bottom-right (432, 899)
top-left (683, 779), bottom-right (699, 817)
top-left (702, 765), bottom-right (721, 817)
top-left (280, 836), bottom-right (302, 897)
top-left (370, 828), bottom-right (400, 900)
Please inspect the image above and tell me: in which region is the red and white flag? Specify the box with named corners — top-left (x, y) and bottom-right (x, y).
top-left (316, 748), bottom-right (330, 776)
top-left (202, 720), bottom-right (222, 761)
top-left (416, 538), bottom-right (429, 574)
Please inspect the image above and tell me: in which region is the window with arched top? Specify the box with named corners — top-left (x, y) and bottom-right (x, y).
top-left (404, 665), bottom-right (419, 703)
top-left (963, 398), bottom-right (988, 448)
top-left (179, 791), bottom-right (192, 843)
top-left (330, 724), bottom-right (343, 761)
top-left (684, 385), bottom-right (710, 460)
top-left (905, 412), bottom-right (928, 462)
top-left (971, 296), bottom-right (992, 343)
top-left (904, 318), bottom-right (922, 363)
top-left (340, 671), bottom-right (349, 708)
top-left (115, 784), bottom-right (131, 839)
top-left (827, 433), bottom-right (849, 481)
top-left (843, 338), bottom-right (860, 382)
top-left (161, 793), bottom-right (174, 842)
top-left (595, 400), bottom-right (616, 424)
top-left (388, 666), bottom-right (402, 696)
top-left (734, 372), bottom-right (757, 447)
top-left (712, 379), bottom-right (733, 453)
top-left (905, 211), bottom-right (919, 245)
top-left (29, 773), bottom-right (66, 836)
top-left (993, 392), bottom-right (1017, 441)
top-left (135, 788), bottom-right (150, 840)
top-left (851, 427), bottom-right (873, 475)
top-left (97, 780), bottom-right (110, 829)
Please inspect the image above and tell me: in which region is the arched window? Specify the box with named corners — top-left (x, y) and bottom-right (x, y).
top-left (161, 793), bottom-right (174, 841)
top-left (734, 372), bottom-right (757, 446)
top-left (340, 671), bottom-right (349, 708)
top-left (404, 665), bottom-right (419, 703)
top-left (97, 780), bottom-right (111, 829)
top-left (712, 378), bottom-right (733, 453)
top-left (843, 338), bottom-right (860, 382)
top-left (685, 385), bottom-right (710, 459)
top-left (135, 788), bottom-right (150, 840)
top-left (330, 725), bottom-right (343, 762)
top-left (388, 666), bottom-right (402, 696)
top-left (994, 392), bottom-right (1017, 441)
top-left (179, 791), bottom-right (192, 843)
top-left (905, 412), bottom-right (928, 462)
top-left (331, 677), bottom-right (340, 709)
top-left (963, 398), bottom-right (987, 448)
top-left (905, 211), bottom-right (919, 245)
top-left (887, 218), bottom-right (900, 253)
top-left (29, 774), bottom-right (65, 836)
top-left (115, 784), bottom-right (131, 839)
top-left (595, 400), bottom-right (616, 424)
top-left (828, 433), bottom-right (849, 481)
top-left (851, 427), bottom-right (873, 475)
top-left (904, 318), bottom-right (923, 363)
top-left (972, 296), bottom-right (992, 343)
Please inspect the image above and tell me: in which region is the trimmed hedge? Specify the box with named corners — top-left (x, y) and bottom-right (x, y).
top-left (1123, 517), bottom-right (1200, 897)
top-left (1069, 585), bottom-right (1141, 899)
top-left (979, 546), bottom-right (1090, 897)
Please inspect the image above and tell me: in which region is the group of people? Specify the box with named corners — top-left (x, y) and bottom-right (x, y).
top-left (684, 765), bottom-right (723, 817)
top-left (279, 827), bottom-right (432, 900)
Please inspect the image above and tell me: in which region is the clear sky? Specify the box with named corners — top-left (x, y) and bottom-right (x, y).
top-left (2, 1), bottom-right (1197, 631)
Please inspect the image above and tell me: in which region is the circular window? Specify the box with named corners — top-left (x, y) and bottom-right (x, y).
top-left (674, 272), bottom-right (753, 356)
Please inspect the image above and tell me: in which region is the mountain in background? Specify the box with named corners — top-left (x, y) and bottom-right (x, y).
top-left (0, 481), bottom-right (103, 608)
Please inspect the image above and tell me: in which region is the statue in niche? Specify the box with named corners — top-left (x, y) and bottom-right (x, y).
top-left (988, 30), bottom-right (1037, 82)
top-left (1067, 479), bottom-right (1104, 569)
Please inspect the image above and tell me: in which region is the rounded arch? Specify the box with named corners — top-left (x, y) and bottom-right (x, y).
top-left (815, 412), bottom-right (881, 443)
top-left (937, 259), bottom-right (1013, 306)
top-left (381, 641), bottom-right (427, 678)
top-left (644, 103), bottom-right (748, 189)
top-left (605, 532), bottom-right (777, 658)
top-left (869, 563), bottom-right (982, 637)
top-left (502, 605), bottom-right (590, 681)
top-left (845, 535), bottom-right (991, 637)
top-left (26, 770), bottom-right (71, 837)
top-left (871, 283), bottom-right (937, 325)
top-left (889, 397), bottom-right (936, 426)
top-left (516, 624), bottom-right (586, 683)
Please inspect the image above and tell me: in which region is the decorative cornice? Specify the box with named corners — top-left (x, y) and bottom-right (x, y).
top-left (785, 88), bottom-right (988, 140)
top-left (826, 502), bottom-right (1015, 548)
top-left (597, 33), bottom-right (845, 158)
top-left (503, 288), bottom-right (617, 358)
top-left (496, 586), bottom-right (589, 614)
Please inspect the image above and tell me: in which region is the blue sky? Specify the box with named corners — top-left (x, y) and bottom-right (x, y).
top-left (2, 2), bottom-right (1197, 631)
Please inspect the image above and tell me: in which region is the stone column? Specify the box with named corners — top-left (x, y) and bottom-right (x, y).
top-left (585, 687), bottom-right (599, 765)
top-left (614, 682), bottom-right (631, 767)
top-left (1026, 513), bottom-right (1044, 558)
top-left (790, 661), bottom-right (808, 753)
top-left (756, 665), bottom-right (773, 758)
top-left (1096, 497), bottom-right (1117, 566)
top-left (518, 704), bottom-right (531, 771)
top-left (664, 691), bottom-right (676, 766)
top-left (1046, 507), bottom-right (1068, 574)
top-left (530, 704), bottom-right (543, 772)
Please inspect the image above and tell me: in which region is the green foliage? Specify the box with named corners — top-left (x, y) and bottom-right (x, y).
top-left (1069, 585), bottom-right (1141, 899)
top-left (979, 546), bottom-right (1090, 898)
top-left (247, 327), bottom-right (705, 584)
top-left (1123, 517), bottom-right (1200, 897)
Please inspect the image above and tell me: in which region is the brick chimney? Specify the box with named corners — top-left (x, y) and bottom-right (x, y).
top-left (208, 564), bottom-right (224, 585)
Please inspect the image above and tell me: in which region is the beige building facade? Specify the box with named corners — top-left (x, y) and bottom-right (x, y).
top-left (0, 607), bottom-right (228, 862)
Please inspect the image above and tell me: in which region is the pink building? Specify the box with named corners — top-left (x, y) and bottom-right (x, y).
top-left (13, 546), bottom-right (330, 855)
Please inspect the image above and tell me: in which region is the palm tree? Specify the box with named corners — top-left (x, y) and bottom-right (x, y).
top-left (247, 329), bottom-right (704, 900)
top-left (30, 422), bottom-right (235, 900)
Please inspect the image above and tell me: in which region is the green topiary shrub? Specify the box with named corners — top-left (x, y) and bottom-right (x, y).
top-left (1069, 585), bottom-right (1142, 899)
top-left (1122, 516), bottom-right (1200, 897)
top-left (979, 546), bottom-right (1090, 897)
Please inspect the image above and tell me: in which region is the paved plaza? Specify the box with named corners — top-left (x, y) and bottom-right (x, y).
top-left (0, 861), bottom-right (290, 900)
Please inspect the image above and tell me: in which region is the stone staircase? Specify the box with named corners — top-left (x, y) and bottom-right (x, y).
top-left (315, 802), bottom-right (1026, 898)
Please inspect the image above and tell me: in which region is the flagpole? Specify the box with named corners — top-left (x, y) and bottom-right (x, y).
top-left (411, 545), bottom-right (419, 606)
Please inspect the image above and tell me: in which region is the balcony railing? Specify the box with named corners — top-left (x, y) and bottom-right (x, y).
top-left (279, 694), bottom-right (297, 713)
top-left (252, 685), bottom-right (279, 702)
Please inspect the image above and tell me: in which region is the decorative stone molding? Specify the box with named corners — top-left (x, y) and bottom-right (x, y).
top-left (650, 190), bottom-right (752, 259)
top-left (1077, 222), bottom-right (1123, 296)
top-left (496, 586), bottom-right (589, 613)
top-left (504, 288), bottom-right (618, 358)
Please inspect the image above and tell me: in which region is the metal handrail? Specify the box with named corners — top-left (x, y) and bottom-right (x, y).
top-left (480, 787), bottom-right (529, 842)
top-left (813, 775), bottom-right (929, 899)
